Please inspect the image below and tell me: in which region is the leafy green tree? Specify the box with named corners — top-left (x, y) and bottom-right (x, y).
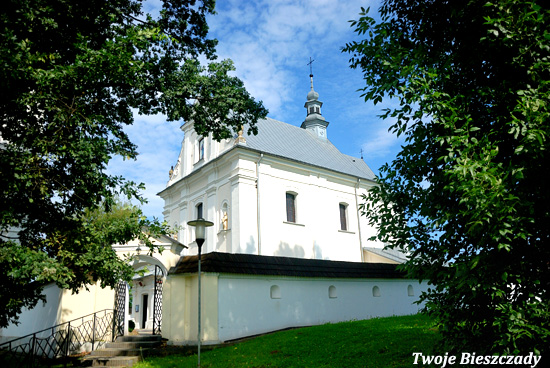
top-left (77, 200), bottom-right (170, 287)
top-left (344, 0), bottom-right (549, 354)
top-left (0, 0), bottom-right (267, 327)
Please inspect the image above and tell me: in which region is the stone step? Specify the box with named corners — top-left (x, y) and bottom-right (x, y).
top-left (80, 335), bottom-right (164, 367)
top-left (116, 334), bottom-right (162, 342)
top-left (89, 348), bottom-right (152, 357)
top-left (82, 355), bottom-right (140, 367)
top-left (105, 341), bottom-right (161, 349)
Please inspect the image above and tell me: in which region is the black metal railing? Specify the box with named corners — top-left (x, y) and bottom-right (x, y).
top-left (0, 309), bottom-right (118, 367)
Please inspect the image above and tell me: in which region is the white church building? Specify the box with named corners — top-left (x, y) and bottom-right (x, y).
top-left (1, 79), bottom-right (428, 349)
top-left (161, 79), bottom-right (379, 262)
top-left (158, 79), bottom-right (428, 344)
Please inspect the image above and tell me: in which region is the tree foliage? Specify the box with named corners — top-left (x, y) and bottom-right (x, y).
top-left (0, 0), bottom-right (267, 327)
top-left (344, 0), bottom-right (550, 354)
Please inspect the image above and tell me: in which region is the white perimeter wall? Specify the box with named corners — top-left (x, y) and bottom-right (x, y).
top-left (0, 283), bottom-right (61, 343)
top-left (217, 275), bottom-right (428, 342)
top-left (0, 282), bottom-right (115, 344)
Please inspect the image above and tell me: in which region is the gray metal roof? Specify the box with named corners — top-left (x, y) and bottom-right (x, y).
top-left (243, 118), bottom-right (376, 181)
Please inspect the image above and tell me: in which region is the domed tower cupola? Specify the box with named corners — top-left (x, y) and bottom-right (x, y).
top-left (301, 60), bottom-right (329, 139)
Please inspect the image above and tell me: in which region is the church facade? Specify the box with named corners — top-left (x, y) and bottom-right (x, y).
top-left (159, 78), bottom-right (381, 263)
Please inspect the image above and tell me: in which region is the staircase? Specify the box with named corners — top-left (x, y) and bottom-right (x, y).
top-left (81, 334), bottom-right (163, 367)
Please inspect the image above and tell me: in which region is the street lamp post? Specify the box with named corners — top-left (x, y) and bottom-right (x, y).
top-left (187, 218), bottom-right (214, 368)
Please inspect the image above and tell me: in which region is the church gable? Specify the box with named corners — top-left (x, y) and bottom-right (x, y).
top-left (167, 121), bottom-right (235, 186)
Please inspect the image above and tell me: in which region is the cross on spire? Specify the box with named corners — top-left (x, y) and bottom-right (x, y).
top-left (302, 56), bottom-right (328, 140)
top-left (307, 57), bottom-right (315, 77)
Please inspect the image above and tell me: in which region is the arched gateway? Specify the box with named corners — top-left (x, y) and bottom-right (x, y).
top-left (112, 236), bottom-right (186, 337)
top-left (0, 234), bottom-right (185, 363)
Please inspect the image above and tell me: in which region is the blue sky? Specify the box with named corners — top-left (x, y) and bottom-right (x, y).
top-left (108, 0), bottom-right (402, 220)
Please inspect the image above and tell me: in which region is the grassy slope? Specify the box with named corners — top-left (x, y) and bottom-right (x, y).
top-left (135, 314), bottom-right (440, 368)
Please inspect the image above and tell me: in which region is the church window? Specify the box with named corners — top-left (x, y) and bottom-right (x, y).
top-left (372, 286), bottom-right (381, 297)
top-left (309, 106), bottom-right (314, 115)
top-left (198, 138), bottom-right (205, 161)
top-left (408, 285), bottom-right (414, 296)
top-left (339, 203), bottom-right (348, 231)
top-left (196, 203), bottom-right (203, 219)
top-left (286, 192), bottom-right (297, 223)
top-left (270, 285), bottom-right (281, 299)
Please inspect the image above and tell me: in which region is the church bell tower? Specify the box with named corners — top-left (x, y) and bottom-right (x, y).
top-left (301, 59), bottom-right (329, 139)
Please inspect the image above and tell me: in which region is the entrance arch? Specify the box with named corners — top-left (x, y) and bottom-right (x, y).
top-left (127, 255), bottom-right (169, 335)
top-left (112, 235), bottom-right (186, 337)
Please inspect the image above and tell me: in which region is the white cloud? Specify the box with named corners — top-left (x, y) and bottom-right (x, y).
top-left (106, 111), bottom-right (182, 218)
top-left (107, 0), bottom-right (396, 219)
top-left (208, 0), bottom-right (380, 122)
top-left (361, 119), bottom-right (403, 159)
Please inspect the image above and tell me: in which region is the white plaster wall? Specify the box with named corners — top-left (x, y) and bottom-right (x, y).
top-left (163, 149), bottom-right (237, 256)
top-left (232, 173), bottom-right (258, 255)
top-left (58, 283), bottom-right (115, 324)
top-left (162, 273), bottom-right (219, 344)
top-left (0, 281), bottom-right (115, 344)
top-left (0, 283), bottom-right (62, 343)
top-left (160, 129), bottom-right (385, 262)
top-left (215, 181), bottom-right (232, 252)
top-left (256, 158), bottom-right (374, 262)
top-left (217, 275), bottom-right (427, 342)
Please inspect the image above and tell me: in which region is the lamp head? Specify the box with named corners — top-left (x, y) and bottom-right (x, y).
top-left (187, 218), bottom-right (214, 249)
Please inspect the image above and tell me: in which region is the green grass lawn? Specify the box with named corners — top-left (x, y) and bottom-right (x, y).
top-left (134, 314), bottom-right (440, 368)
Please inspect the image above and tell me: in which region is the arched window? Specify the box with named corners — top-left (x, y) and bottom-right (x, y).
top-left (407, 285), bottom-right (414, 297)
top-left (198, 137), bottom-right (205, 161)
top-left (339, 203), bottom-right (348, 231)
top-left (270, 285), bottom-right (281, 299)
top-left (328, 285), bottom-right (337, 299)
top-left (196, 203), bottom-right (203, 219)
top-left (372, 286), bottom-right (381, 297)
top-left (286, 192), bottom-right (297, 223)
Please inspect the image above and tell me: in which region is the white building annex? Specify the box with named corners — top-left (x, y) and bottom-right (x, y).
top-left (0, 235), bottom-right (185, 345)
